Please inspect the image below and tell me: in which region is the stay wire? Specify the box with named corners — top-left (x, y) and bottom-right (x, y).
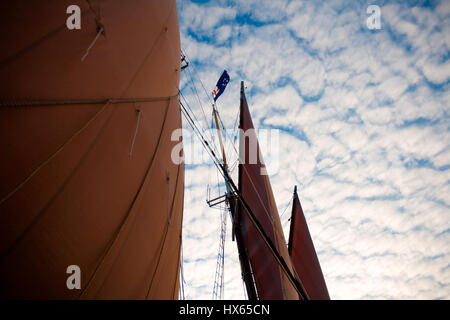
top-left (180, 48), bottom-right (219, 154)
top-left (179, 90), bottom-right (221, 159)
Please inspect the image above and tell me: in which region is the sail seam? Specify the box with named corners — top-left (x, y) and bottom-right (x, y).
top-left (0, 95), bottom-right (179, 107)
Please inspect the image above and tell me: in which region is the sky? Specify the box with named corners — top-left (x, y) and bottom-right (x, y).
top-left (176, 0), bottom-right (450, 299)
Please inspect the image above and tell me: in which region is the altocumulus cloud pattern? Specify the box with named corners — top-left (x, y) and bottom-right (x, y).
top-left (177, 0), bottom-right (450, 299)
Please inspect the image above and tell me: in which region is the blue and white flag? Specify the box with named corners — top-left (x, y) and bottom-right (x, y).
top-left (212, 70), bottom-right (230, 102)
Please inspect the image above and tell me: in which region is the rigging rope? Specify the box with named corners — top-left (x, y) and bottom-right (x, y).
top-left (225, 104), bottom-right (240, 164)
top-left (180, 49), bottom-right (215, 107)
top-left (0, 5), bottom-right (98, 71)
top-left (0, 95), bottom-right (177, 107)
top-left (180, 49), bottom-right (220, 146)
top-left (179, 238), bottom-right (186, 300)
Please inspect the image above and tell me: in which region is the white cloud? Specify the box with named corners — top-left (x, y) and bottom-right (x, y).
top-left (177, 0), bottom-right (450, 300)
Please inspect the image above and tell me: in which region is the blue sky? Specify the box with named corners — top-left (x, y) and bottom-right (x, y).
top-left (176, 0), bottom-right (450, 299)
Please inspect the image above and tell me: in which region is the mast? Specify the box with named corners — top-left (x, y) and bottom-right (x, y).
top-left (208, 81), bottom-right (258, 299)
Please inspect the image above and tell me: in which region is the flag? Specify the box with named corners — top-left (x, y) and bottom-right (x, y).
top-left (212, 70), bottom-right (230, 102)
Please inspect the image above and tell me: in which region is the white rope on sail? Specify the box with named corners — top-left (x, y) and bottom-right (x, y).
top-left (81, 26), bottom-right (104, 62)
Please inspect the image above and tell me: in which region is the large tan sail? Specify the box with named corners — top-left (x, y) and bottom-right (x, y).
top-left (0, 0), bottom-right (183, 299)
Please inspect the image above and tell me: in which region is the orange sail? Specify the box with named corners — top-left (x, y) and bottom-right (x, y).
top-left (0, 0), bottom-right (183, 299)
top-left (288, 186), bottom-right (330, 299)
top-left (236, 82), bottom-right (301, 299)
